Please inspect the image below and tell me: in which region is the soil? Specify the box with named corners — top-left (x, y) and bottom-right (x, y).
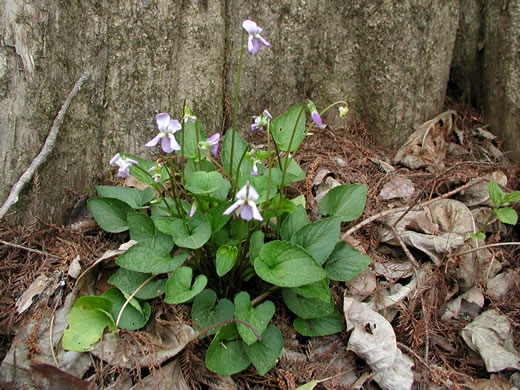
top-left (1, 100), bottom-right (519, 389)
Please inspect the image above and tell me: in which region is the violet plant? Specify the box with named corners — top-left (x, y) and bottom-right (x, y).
top-left (63, 19), bottom-right (370, 377)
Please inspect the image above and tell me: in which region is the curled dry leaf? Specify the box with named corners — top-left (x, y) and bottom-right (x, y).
top-left (457, 171), bottom-right (507, 207)
top-left (460, 309), bottom-right (520, 372)
top-left (393, 110), bottom-right (456, 172)
top-left (441, 286), bottom-right (485, 321)
top-left (486, 270), bottom-right (516, 301)
top-left (379, 176), bottom-right (415, 200)
top-left (344, 297), bottom-right (414, 390)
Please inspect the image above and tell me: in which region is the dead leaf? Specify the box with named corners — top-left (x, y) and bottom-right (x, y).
top-left (379, 176), bottom-right (415, 200)
top-left (394, 110), bottom-right (456, 172)
top-left (68, 255), bottom-right (82, 279)
top-left (30, 363), bottom-right (96, 390)
top-left (461, 309), bottom-right (520, 372)
top-left (475, 374), bottom-right (515, 390)
top-left (346, 269), bottom-right (377, 301)
top-left (457, 171), bottom-right (508, 207)
top-left (130, 359), bottom-right (189, 390)
top-left (15, 274), bottom-right (52, 314)
top-left (441, 286), bottom-right (485, 321)
top-left (486, 271), bottom-right (516, 301)
top-left (344, 297), bottom-right (414, 390)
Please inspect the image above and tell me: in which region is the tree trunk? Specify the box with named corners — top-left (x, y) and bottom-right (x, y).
top-left (0, 0), bottom-right (467, 224)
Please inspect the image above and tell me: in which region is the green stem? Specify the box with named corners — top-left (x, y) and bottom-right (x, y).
top-left (229, 29), bottom-right (246, 189)
top-left (279, 104), bottom-right (305, 196)
top-left (195, 120), bottom-right (203, 171)
top-left (265, 118), bottom-right (273, 203)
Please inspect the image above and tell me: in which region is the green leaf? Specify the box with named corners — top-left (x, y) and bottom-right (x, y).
top-left (184, 158), bottom-right (215, 176)
top-left (155, 213), bottom-right (211, 249)
top-left (222, 129), bottom-right (253, 179)
top-left (102, 288), bottom-right (150, 331)
top-left (116, 236), bottom-right (188, 275)
top-left (281, 205), bottom-right (310, 241)
top-left (249, 231), bottom-right (264, 263)
top-left (270, 104), bottom-right (306, 152)
top-left (127, 212), bottom-right (156, 241)
top-left (96, 185), bottom-right (154, 209)
top-left (495, 207), bottom-right (518, 225)
top-left (244, 325), bottom-right (283, 376)
top-left (62, 296), bottom-right (115, 352)
top-left (295, 380), bottom-right (321, 390)
top-left (234, 292), bottom-right (275, 345)
top-left (206, 204), bottom-right (232, 233)
top-left (325, 241), bottom-right (372, 281)
top-left (293, 311), bottom-right (343, 336)
top-left (318, 184), bottom-right (367, 222)
top-left (205, 323), bottom-right (251, 376)
top-left (291, 278), bottom-right (332, 303)
top-left (164, 266), bottom-right (208, 304)
top-left (282, 288), bottom-right (334, 319)
top-left (185, 171), bottom-right (231, 201)
top-left (176, 119), bottom-right (207, 160)
top-left (87, 197), bottom-right (134, 233)
top-left (276, 157), bottom-right (306, 185)
top-left (503, 191), bottom-right (520, 203)
top-left (291, 217), bottom-right (341, 265)
top-left (488, 180), bottom-right (505, 207)
top-left (191, 289), bottom-right (234, 336)
top-left (470, 232), bottom-right (486, 241)
top-left (108, 268), bottom-right (166, 300)
top-left (151, 198), bottom-right (191, 218)
top-left (216, 245), bottom-right (238, 277)
top-left (254, 241), bottom-right (327, 287)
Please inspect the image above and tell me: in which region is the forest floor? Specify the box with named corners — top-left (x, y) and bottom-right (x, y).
top-left (1, 100), bottom-right (519, 389)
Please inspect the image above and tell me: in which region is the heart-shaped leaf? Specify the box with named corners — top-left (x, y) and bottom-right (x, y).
top-left (270, 104), bottom-right (305, 152)
top-left (318, 184), bottom-right (367, 222)
top-left (222, 129), bottom-right (252, 179)
top-left (291, 278), bottom-right (331, 303)
top-left (127, 212), bottom-right (156, 241)
top-left (234, 292), bottom-right (275, 345)
top-left (102, 288), bottom-right (151, 331)
top-left (205, 323), bottom-right (251, 376)
top-left (293, 310), bottom-right (343, 336)
top-left (281, 205), bottom-right (310, 241)
top-left (244, 325), bottom-right (283, 376)
top-left (155, 213), bottom-right (211, 249)
top-left (282, 288), bottom-right (334, 319)
top-left (96, 185), bottom-right (153, 209)
top-left (62, 296), bottom-right (115, 352)
top-left (191, 289), bottom-right (234, 336)
top-left (185, 171), bottom-right (231, 201)
top-left (108, 268), bottom-right (166, 300)
top-left (87, 198), bottom-right (134, 233)
top-left (291, 217), bottom-right (341, 265)
top-left (164, 266), bottom-right (207, 304)
top-left (325, 241), bottom-right (372, 281)
top-left (254, 241), bottom-right (327, 287)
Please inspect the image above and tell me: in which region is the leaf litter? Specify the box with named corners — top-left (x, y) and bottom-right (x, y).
top-left (1, 101), bottom-right (520, 389)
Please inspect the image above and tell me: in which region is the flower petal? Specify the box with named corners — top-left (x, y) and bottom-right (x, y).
top-left (242, 20), bottom-right (262, 34)
top-left (240, 205), bottom-right (254, 221)
top-left (146, 134), bottom-right (163, 147)
top-left (161, 136), bottom-right (174, 153)
top-left (248, 201), bottom-right (263, 221)
top-left (263, 110), bottom-right (272, 119)
top-left (247, 185), bottom-right (259, 201)
top-left (250, 38), bottom-right (261, 54)
top-left (223, 200), bottom-right (243, 215)
top-left (110, 153), bottom-right (121, 165)
top-left (257, 35), bottom-right (271, 48)
top-left (236, 184), bottom-right (248, 200)
top-left (167, 119), bottom-right (182, 133)
top-left (117, 167), bottom-right (130, 178)
top-left (311, 111), bottom-right (323, 126)
top-left (156, 113), bottom-right (171, 131)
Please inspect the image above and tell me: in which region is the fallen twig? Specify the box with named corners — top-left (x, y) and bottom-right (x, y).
top-left (0, 72), bottom-right (91, 220)
top-left (0, 239), bottom-right (62, 259)
top-left (455, 241), bottom-right (520, 257)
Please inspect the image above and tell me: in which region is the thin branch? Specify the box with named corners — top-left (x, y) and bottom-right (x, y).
top-left (343, 176), bottom-right (487, 238)
top-left (456, 241), bottom-right (520, 257)
top-left (0, 239), bottom-right (62, 259)
top-left (0, 72), bottom-right (91, 220)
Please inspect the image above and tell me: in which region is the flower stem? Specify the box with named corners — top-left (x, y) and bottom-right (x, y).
top-left (195, 120), bottom-right (203, 171)
top-left (229, 29), bottom-right (246, 188)
top-left (265, 118), bottom-right (273, 202)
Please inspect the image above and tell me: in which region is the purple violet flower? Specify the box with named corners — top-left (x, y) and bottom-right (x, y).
top-left (207, 133), bottom-right (220, 156)
top-left (242, 20), bottom-right (271, 54)
top-left (251, 110), bottom-right (272, 131)
top-left (146, 113), bottom-right (182, 153)
top-left (110, 153), bottom-right (138, 178)
top-left (307, 100), bottom-right (324, 127)
top-left (223, 182), bottom-right (263, 221)
top-left (250, 159), bottom-right (259, 175)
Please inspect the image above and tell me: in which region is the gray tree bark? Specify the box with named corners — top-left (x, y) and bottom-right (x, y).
top-left (3, 0), bottom-right (499, 225)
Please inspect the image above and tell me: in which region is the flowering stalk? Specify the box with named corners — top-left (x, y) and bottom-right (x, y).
top-left (265, 116), bottom-right (273, 203)
top-left (195, 120), bottom-right (203, 171)
top-left (229, 29), bottom-right (246, 183)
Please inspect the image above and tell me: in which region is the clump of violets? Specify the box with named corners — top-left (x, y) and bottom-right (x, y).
top-left (223, 182), bottom-right (263, 221)
top-left (251, 110), bottom-right (272, 131)
top-left (110, 153), bottom-right (138, 178)
top-left (146, 113), bottom-right (182, 153)
top-left (242, 20), bottom-right (271, 54)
